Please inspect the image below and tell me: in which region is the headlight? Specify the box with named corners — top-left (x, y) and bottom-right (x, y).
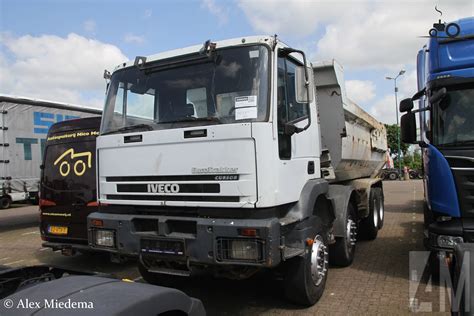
top-left (94, 229), bottom-right (115, 248)
top-left (437, 235), bottom-right (463, 249)
top-left (231, 240), bottom-right (259, 260)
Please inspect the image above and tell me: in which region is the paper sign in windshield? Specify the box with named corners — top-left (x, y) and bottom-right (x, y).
top-left (235, 96), bottom-right (257, 108)
top-left (235, 107), bottom-right (258, 120)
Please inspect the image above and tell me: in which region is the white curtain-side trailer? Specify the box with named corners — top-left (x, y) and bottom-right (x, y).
top-left (0, 95), bottom-right (101, 208)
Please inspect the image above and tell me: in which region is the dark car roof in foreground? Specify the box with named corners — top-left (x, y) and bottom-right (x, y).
top-left (1, 275), bottom-right (206, 316)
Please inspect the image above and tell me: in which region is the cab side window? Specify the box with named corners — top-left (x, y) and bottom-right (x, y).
top-left (277, 56), bottom-right (309, 159)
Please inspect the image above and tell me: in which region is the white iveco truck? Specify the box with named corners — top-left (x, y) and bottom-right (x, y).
top-left (89, 36), bottom-right (387, 306)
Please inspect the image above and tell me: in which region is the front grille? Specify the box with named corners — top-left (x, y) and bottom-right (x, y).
top-left (106, 174), bottom-right (239, 182)
top-left (448, 156), bottom-right (474, 217)
top-left (106, 194), bottom-right (239, 203)
top-left (117, 183), bottom-right (219, 193)
top-left (452, 171), bottom-right (474, 217)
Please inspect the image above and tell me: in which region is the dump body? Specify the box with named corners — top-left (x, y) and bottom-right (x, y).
top-left (0, 95), bottom-right (101, 207)
top-left (313, 60), bottom-right (387, 182)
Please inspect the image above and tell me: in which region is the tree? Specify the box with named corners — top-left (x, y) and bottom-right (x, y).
top-left (385, 124), bottom-right (409, 156)
top-left (395, 151), bottom-right (422, 170)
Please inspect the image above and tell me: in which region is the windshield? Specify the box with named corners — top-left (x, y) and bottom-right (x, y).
top-left (432, 84), bottom-right (474, 146)
top-left (101, 45), bottom-right (269, 134)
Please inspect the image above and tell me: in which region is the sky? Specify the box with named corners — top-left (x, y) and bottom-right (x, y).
top-left (0, 0), bottom-right (473, 124)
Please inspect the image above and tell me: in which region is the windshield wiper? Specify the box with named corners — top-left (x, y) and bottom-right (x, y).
top-left (102, 123), bottom-right (154, 135)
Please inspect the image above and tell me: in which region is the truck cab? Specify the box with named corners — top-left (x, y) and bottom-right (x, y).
top-left (400, 17), bottom-right (474, 251)
top-left (89, 36), bottom-right (386, 306)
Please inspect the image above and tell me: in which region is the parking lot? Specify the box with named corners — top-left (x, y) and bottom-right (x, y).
top-left (0, 180), bottom-right (449, 315)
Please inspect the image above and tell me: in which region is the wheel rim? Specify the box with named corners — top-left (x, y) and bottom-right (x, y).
top-left (378, 196), bottom-right (384, 223)
top-left (310, 235), bottom-right (328, 286)
top-left (373, 196), bottom-right (379, 227)
top-left (346, 217), bottom-right (357, 249)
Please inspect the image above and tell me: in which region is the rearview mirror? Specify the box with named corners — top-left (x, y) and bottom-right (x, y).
top-left (400, 112), bottom-right (417, 144)
top-left (295, 66), bottom-right (314, 103)
top-left (399, 98), bottom-right (414, 113)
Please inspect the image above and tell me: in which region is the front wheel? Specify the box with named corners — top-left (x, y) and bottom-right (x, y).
top-left (388, 172), bottom-right (398, 180)
top-left (0, 197), bottom-right (11, 209)
top-left (284, 232), bottom-right (329, 306)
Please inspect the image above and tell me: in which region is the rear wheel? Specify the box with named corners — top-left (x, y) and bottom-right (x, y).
top-left (329, 203), bottom-right (357, 267)
top-left (284, 229), bottom-right (329, 306)
top-left (360, 187), bottom-right (381, 240)
top-left (388, 172), bottom-right (398, 180)
top-left (0, 197), bottom-right (11, 209)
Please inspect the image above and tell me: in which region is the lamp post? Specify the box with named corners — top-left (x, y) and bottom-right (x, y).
top-left (386, 70), bottom-right (405, 180)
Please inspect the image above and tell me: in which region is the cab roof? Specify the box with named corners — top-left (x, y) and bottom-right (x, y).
top-left (113, 35), bottom-right (276, 72)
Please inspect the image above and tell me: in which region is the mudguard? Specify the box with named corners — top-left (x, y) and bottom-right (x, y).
top-left (327, 185), bottom-right (356, 237)
top-left (281, 179), bottom-right (330, 226)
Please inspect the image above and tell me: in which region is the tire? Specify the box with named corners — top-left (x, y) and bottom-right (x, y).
top-left (388, 172), bottom-right (398, 181)
top-left (0, 197), bottom-right (11, 209)
top-left (427, 251), bottom-right (451, 285)
top-left (359, 188), bottom-right (380, 240)
top-left (409, 171), bottom-right (417, 180)
top-left (329, 203), bottom-right (357, 267)
top-left (284, 225), bottom-right (329, 306)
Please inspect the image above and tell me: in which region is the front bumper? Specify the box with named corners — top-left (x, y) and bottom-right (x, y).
top-left (42, 241), bottom-right (94, 253)
top-left (87, 212), bottom-right (282, 268)
top-left (425, 217), bottom-right (474, 251)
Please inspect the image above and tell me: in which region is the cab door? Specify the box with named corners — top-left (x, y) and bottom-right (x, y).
top-left (274, 53), bottom-right (319, 204)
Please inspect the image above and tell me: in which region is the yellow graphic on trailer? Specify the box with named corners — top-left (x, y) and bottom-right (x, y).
top-left (54, 149), bottom-right (92, 177)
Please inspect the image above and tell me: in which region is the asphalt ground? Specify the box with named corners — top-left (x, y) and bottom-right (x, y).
top-left (0, 180), bottom-right (451, 315)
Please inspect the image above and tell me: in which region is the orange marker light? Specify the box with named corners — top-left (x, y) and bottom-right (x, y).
top-left (240, 228), bottom-right (258, 237)
top-left (91, 219), bottom-right (104, 227)
top-left (39, 199), bottom-right (56, 207)
top-left (306, 238), bottom-right (314, 246)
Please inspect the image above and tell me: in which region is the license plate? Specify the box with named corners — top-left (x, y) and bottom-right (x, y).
top-left (48, 225), bottom-right (68, 235)
top-left (141, 238), bottom-right (185, 257)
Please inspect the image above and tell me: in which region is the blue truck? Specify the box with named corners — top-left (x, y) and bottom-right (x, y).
top-left (400, 17), bottom-right (474, 254)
